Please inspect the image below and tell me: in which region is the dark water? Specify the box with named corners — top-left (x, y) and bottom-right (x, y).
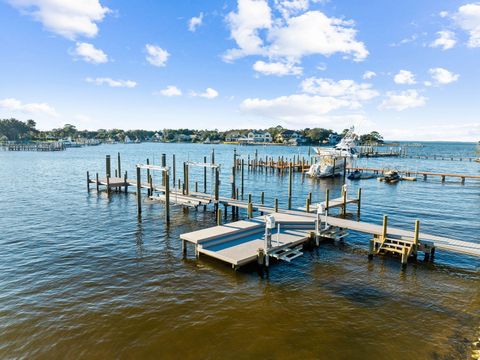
top-left (0, 142), bottom-right (479, 359)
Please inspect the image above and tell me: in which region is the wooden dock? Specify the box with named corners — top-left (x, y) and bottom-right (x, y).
top-left (348, 167), bottom-right (480, 183)
top-left (87, 152), bottom-right (480, 271)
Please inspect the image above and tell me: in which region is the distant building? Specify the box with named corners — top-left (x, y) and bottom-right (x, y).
top-left (124, 135), bottom-right (133, 144)
top-left (225, 131), bottom-right (242, 142)
top-left (246, 131), bottom-right (272, 143)
top-left (276, 130), bottom-right (306, 145)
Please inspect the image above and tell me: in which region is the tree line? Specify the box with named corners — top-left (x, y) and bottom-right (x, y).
top-left (0, 118), bottom-right (384, 145)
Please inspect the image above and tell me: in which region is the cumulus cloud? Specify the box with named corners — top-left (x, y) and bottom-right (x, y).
top-left (7, 0), bottom-right (110, 40)
top-left (362, 71), bottom-right (376, 80)
top-left (191, 88), bottom-right (219, 99)
top-left (188, 12), bottom-right (204, 32)
top-left (379, 90), bottom-right (426, 111)
top-left (224, 0), bottom-right (368, 65)
top-left (394, 70), bottom-right (416, 85)
top-left (453, 3), bottom-right (480, 47)
top-left (253, 60), bottom-right (302, 76)
top-left (86, 77), bottom-right (137, 88)
top-left (72, 42), bottom-right (108, 63)
top-left (430, 30), bottom-right (456, 50)
top-left (0, 97), bottom-right (58, 117)
top-left (157, 85), bottom-right (182, 97)
top-left (428, 67), bottom-right (459, 85)
top-left (240, 94), bottom-right (370, 127)
top-left (274, 0), bottom-right (309, 19)
top-left (145, 44), bottom-right (170, 67)
top-left (300, 77), bottom-right (379, 103)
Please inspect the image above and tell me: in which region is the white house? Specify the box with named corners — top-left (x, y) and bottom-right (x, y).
top-left (247, 131), bottom-right (272, 143)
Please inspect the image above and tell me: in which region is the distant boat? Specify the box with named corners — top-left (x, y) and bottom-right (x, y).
top-left (347, 170), bottom-right (362, 180)
top-left (378, 170), bottom-right (400, 184)
top-left (307, 127), bottom-right (357, 178)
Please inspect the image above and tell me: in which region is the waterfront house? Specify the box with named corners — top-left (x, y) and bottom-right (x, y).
top-left (246, 131), bottom-right (272, 143)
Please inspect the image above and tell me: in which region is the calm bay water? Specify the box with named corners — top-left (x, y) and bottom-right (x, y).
top-left (0, 142), bottom-right (479, 359)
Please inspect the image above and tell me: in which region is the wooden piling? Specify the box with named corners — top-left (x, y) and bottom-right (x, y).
top-left (136, 166), bottom-right (141, 215)
top-left (214, 168), bottom-right (219, 211)
top-left (217, 207), bottom-right (222, 225)
top-left (195, 181), bottom-right (198, 193)
top-left (204, 156), bottom-right (207, 193)
top-left (117, 152), bottom-right (121, 175)
top-left (306, 197), bottom-right (310, 213)
top-left (247, 194), bottom-right (253, 219)
top-left (173, 154), bottom-right (176, 187)
top-left (161, 153), bottom-right (166, 186)
top-left (260, 191), bottom-right (264, 215)
top-left (231, 166), bottom-right (236, 199)
top-left (211, 148), bottom-right (215, 164)
top-left (357, 188), bottom-right (362, 219)
top-left (124, 171), bottom-right (128, 193)
top-left (325, 189), bottom-right (330, 210)
top-left (413, 219), bottom-right (420, 258)
top-left (165, 171), bottom-right (170, 223)
top-left (288, 163), bottom-right (293, 210)
top-left (96, 173), bottom-right (99, 192)
top-left (241, 158), bottom-right (245, 200)
top-left (87, 171), bottom-right (90, 192)
top-left (342, 188), bottom-right (347, 217)
top-left (382, 215), bottom-right (388, 242)
top-left (106, 175), bottom-right (110, 195)
top-left (106, 155), bottom-right (111, 178)
top-left (275, 198), bottom-right (278, 212)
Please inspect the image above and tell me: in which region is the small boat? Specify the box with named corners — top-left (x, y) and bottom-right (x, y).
top-left (383, 170), bottom-right (400, 183)
top-left (347, 170), bottom-right (362, 180)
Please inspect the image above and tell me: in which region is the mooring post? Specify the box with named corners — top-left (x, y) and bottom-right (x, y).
top-left (325, 189), bottom-right (330, 211)
top-left (161, 153), bottom-right (166, 186)
top-left (343, 157), bottom-right (347, 182)
top-left (306, 197), bottom-right (310, 213)
top-left (288, 163), bottom-right (293, 209)
top-left (136, 166), bottom-right (142, 216)
top-left (231, 166), bottom-right (236, 199)
top-left (165, 171), bottom-right (170, 223)
top-left (241, 158), bottom-right (245, 200)
top-left (413, 219), bottom-right (420, 259)
top-left (260, 191), bottom-right (264, 215)
top-left (96, 173), bottom-right (99, 192)
top-left (211, 148), bottom-right (215, 164)
top-left (146, 159), bottom-right (150, 195)
top-left (172, 154), bottom-right (176, 187)
top-left (195, 181), bottom-right (198, 193)
top-left (217, 207), bottom-right (222, 225)
top-left (204, 156), bottom-right (207, 193)
top-left (342, 187), bottom-right (347, 217)
top-left (382, 215), bottom-right (388, 243)
top-left (106, 155), bottom-right (111, 178)
top-left (115, 169), bottom-right (118, 178)
top-left (106, 175), bottom-right (110, 195)
top-left (357, 188), bottom-right (362, 219)
top-left (214, 168), bottom-right (219, 212)
top-left (117, 152), bottom-right (121, 175)
top-left (124, 171), bottom-right (128, 193)
top-left (275, 198), bottom-right (278, 212)
top-left (183, 162), bottom-right (187, 195)
top-left (87, 171), bottom-right (90, 192)
top-left (149, 174), bottom-right (153, 197)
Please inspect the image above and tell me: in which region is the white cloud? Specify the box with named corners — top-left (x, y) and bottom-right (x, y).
top-left (191, 88), bottom-right (219, 99)
top-left (300, 77), bottom-right (379, 103)
top-left (428, 67), bottom-right (459, 85)
top-left (362, 71), bottom-right (376, 80)
top-left (274, 0), bottom-right (309, 19)
top-left (188, 12), bottom-right (204, 32)
top-left (253, 60), bottom-right (302, 76)
top-left (439, 11), bottom-right (449, 18)
top-left (224, 1), bottom-right (368, 63)
top-left (240, 94), bottom-right (371, 127)
top-left (430, 30), bottom-right (456, 50)
top-left (453, 3), bottom-right (480, 47)
top-left (268, 11), bottom-right (368, 62)
top-left (86, 77), bottom-right (137, 88)
top-left (145, 44), bottom-right (170, 67)
top-left (224, 0), bottom-right (272, 61)
top-left (379, 90), bottom-right (426, 111)
top-left (394, 70), bottom-right (416, 85)
top-left (72, 42), bottom-right (108, 64)
top-left (157, 85), bottom-right (182, 97)
top-left (8, 0), bottom-right (110, 40)
top-left (383, 123), bottom-right (480, 142)
top-left (0, 97), bottom-right (58, 117)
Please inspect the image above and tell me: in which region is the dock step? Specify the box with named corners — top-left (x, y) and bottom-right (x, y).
top-left (269, 245), bottom-right (303, 263)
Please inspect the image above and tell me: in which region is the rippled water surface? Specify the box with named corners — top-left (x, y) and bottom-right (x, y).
top-left (0, 142), bottom-right (479, 359)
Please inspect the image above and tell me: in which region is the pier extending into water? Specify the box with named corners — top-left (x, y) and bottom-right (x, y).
top-left (86, 151), bottom-right (480, 272)
top-left (0, 141), bottom-right (65, 151)
top-left (348, 167), bottom-right (480, 184)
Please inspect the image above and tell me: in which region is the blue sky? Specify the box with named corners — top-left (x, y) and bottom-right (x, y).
top-left (0, 0), bottom-right (479, 141)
